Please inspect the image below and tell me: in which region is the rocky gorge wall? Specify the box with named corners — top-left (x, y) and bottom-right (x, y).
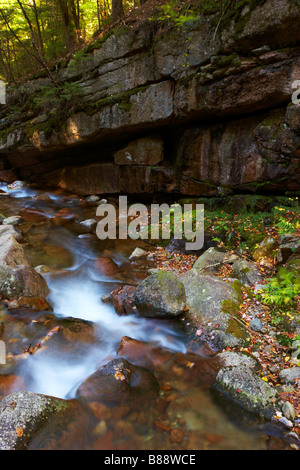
top-left (0, 0), bottom-right (300, 197)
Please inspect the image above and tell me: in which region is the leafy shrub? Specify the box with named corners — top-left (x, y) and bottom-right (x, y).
top-left (260, 268), bottom-right (300, 306)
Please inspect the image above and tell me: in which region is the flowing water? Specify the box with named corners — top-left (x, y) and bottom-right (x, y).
top-left (0, 182), bottom-right (294, 450)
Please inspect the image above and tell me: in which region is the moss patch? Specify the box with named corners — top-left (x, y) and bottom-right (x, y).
top-left (83, 84), bottom-right (150, 116)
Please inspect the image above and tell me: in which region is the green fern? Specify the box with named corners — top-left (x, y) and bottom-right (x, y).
top-left (261, 268), bottom-right (300, 306)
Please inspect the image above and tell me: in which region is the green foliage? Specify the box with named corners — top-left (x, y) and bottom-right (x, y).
top-left (273, 205), bottom-right (300, 235)
top-left (204, 209), bottom-right (268, 250)
top-left (260, 268), bottom-right (300, 307)
top-left (155, 0), bottom-right (200, 28)
top-left (31, 82), bottom-right (82, 111)
top-left (0, 0), bottom-right (137, 82)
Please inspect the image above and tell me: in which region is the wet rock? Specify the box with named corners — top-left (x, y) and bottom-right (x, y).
top-left (133, 270), bottom-right (186, 318)
top-left (0, 265), bottom-right (49, 300)
top-left (213, 365), bottom-right (278, 419)
top-left (95, 256), bottom-right (120, 276)
top-left (129, 247), bottom-right (148, 260)
top-left (1, 312), bottom-right (96, 358)
top-left (117, 336), bottom-right (220, 390)
top-left (278, 417), bottom-right (293, 429)
top-left (0, 391), bottom-right (79, 450)
top-left (86, 195), bottom-right (100, 204)
top-left (110, 285), bottom-right (137, 315)
top-left (18, 269), bottom-right (48, 300)
top-left (0, 374), bottom-right (27, 396)
top-left (178, 269), bottom-right (248, 350)
top-left (2, 216), bottom-right (23, 226)
top-left (0, 170), bottom-right (17, 184)
top-left (28, 315), bottom-right (97, 358)
top-left (7, 296), bottom-right (53, 312)
top-left (52, 207), bottom-right (78, 225)
top-left (0, 224), bottom-right (23, 242)
top-left (76, 357), bottom-right (159, 406)
top-left (79, 219), bottom-right (97, 231)
top-left (0, 233), bottom-right (30, 267)
top-left (101, 292), bottom-right (112, 303)
top-left (32, 193), bottom-right (52, 203)
top-left (34, 264), bottom-right (60, 274)
top-left (7, 181), bottom-right (26, 190)
top-left (117, 336), bottom-right (173, 371)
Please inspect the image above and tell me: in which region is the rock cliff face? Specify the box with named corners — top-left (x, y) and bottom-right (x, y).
top-left (0, 0), bottom-right (299, 196)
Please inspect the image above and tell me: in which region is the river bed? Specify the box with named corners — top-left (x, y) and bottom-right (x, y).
top-left (0, 182), bottom-right (291, 450)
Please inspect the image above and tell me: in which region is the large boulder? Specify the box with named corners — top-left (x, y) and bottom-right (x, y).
top-left (0, 265), bottom-right (49, 300)
top-left (117, 336), bottom-right (221, 390)
top-left (133, 270), bottom-right (186, 318)
top-left (76, 357), bottom-right (159, 406)
top-left (0, 222), bottom-right (50, 300)
top-left (193, 247), bottom-right (233, 273)
top-left (178, 269), bottom-right (248, 349)
top-left (252, 236), bottom-right (277, 262)
top-left (0, 233), bottom-right (30, 267)
top-left (0, 391), bottom-right (81, 450)
top-left (1, 312), bottom-right (96, 358)
top-left (212, 365), bottom-right (278, 419)
top-left (113, 135), bottom-right (163, 165)
top-left (277, 234), bottom-right (300, 264)
top-left (0, 224), bottom-right (23, 242)
top-left (230, 259), bottom-right (264, 286)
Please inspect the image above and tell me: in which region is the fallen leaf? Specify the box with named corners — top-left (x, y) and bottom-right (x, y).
top-left (16, 427), bottom-right (23, 437)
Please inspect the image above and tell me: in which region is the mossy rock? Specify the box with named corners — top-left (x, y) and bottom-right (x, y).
top-left (213, 365), bottom-right (278, 419)
top-left (178, 269), bottom-right (249, 350)
top-left (231, 259), bottom-right (263, 286)
top-left (193, 247), bottom-right (228, 273)
top-left (287, 257), bottom-right (300, 274)
top-left (134, 270), bottom-right (186, 318)
top-left (0, 391), bottom-right (83, 450)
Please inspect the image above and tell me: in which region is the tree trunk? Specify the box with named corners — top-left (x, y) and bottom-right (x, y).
top-left (57, 0), bottom-right (77, 52)
top-left (111, 0), bottom-right (124, 22)
top-left (96, 0), bottom-right (102, 30)
top-left (32, 0), bottom-right (44, 54)
top-left (0, 39), bottom-right (16, 84)
top-left (70, 0), bottom-right (83, 45)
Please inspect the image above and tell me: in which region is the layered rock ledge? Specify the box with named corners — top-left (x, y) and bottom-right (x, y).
top-left (0, 0), bottom-right (299, 195)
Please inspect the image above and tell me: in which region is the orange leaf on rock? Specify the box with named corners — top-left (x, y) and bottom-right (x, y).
top-left (16, 427), bottom-right (23, 437)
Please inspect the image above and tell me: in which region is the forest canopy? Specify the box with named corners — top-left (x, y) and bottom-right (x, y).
top-left (0, 0), bottom-right (245, 85)
top-left (0, 0), bottom-right (146, 83)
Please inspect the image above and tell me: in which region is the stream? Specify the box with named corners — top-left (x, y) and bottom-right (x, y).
top-left (0, 182), bottom-right (292, 450)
